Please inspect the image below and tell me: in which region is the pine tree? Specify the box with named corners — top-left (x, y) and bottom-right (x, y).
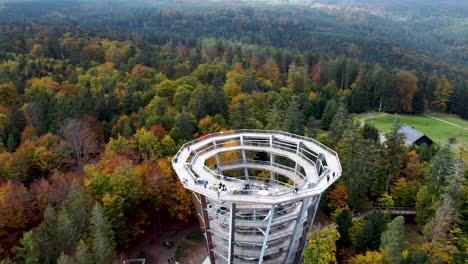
top-left (418, 143), bottom-right (432, 162)
top-left (412, 88), bottom-right (426, 114)
top-left (57, 252), bottom-right (75, 264)
top-left (230, 98), bottom-right (253, 129)
top-left (90, 205), bottom-right (115, 264)
top-left (384, 118), bottom-right (405, 192)
top-left (62, 181), bottom-right (91, 235)
top-left (171, 107), bottom-right (196, 140)
top-left (304, 115), bottom-right (321, 138)
top-left (321, 100), bottom-right (338, 130)
top-left (34, 206), bottom-right (58, 264)
top-left (334, 208), bottom-right (353, 247)
top-left (75, 240), bottom-right (92, 264)
top-left (355, 211), bottom-right (385, 253)
top-left (415, 186), bottom-right (435, 226)
top-left (56, 208), bottom-right (80, 255)
top-left (328, 105), bottom-right (351, 143)
top-left (444, 158), bottom-right (465, 209)
top-left (209, 73), bottom-right (228, 117)
top-left (430, 144), bottom-right (454, 193)
top-left (190, 86), bottom-right (209, 120)
top-left (281, 96), bottom-right (304, 134)
top-left (339, 124), bottom-right (377, 210)
top-left (381, 216), bottom-right (405, 264)
top-left (265, 107), bottom-right (285, 130)
top-left (361, 123), bottom-right (379, 142)
top-left (15, 231), bottom-right (38, 264)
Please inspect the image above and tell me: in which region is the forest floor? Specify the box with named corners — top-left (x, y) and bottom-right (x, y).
top-left (358, 112), bottom-right (468, 160)
top-left (126, 223), bottom-right (206, 264)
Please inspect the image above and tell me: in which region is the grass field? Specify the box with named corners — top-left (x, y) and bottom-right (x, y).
top-left (358, 112), bottom-right (468, 159)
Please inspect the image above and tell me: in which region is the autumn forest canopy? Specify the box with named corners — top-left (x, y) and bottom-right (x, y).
top-left (0, 0), bottom-right (467, 263)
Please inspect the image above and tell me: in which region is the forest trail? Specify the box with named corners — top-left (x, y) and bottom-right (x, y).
top-left (424, 114), bottom-right (468, 131)
top-left (359, 112), bottom-right (388, 126)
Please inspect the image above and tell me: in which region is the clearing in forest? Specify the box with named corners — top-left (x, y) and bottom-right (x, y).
top-left (359, 112), bottom-right (468, 157)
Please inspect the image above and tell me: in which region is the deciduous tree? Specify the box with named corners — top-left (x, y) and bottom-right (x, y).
top-left (328, 184), bottom-right (349, 212)
top-left (430, 77), bottom-right (452, 111)
top-left (393, 179), bottom-right (418, 208)
top-left (349, 250), bottom-right (385, 264)
top-left (398, 70), bottom-right (418, 113)
top-left (415, 186), bottom-right (434, 226)
top-left (303, 226), bottom-right (340, 264)
top-left (0, 181), bottom-right (32, 255)
top-left (59, 117), bottom-right (100, 171)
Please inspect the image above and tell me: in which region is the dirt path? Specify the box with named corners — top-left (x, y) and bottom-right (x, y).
top-left (179, 240), bottom-right (208, 264)
top-left (359, 112), bottom-right (388, 126)
top-left (424, 114), bottom-right (468, 131)
top-left (358, 112), bottom-right (388, 143)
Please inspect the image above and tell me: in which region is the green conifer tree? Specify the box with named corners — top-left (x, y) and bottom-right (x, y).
top-left (75, 240), bottom-right (92, 264)
top-left (90, 205), bottom-right (115, 264)
top-left (381, 216), bottom-right (405, 264)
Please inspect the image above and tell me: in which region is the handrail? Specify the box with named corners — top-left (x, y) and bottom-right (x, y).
top-left (203, 165), bottom-right (245, 184)
top-left (192, 139), bottom-right (317, 174)
top-left (217, 159), bottom-right (307, 179)
top-left (173, 130), bottom-right (342, 203)
top-left (172, 130), bottom-right (342, 174)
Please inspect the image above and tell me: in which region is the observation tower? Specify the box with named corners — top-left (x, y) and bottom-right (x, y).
top-left (172, 130), bottom-right (342, 264)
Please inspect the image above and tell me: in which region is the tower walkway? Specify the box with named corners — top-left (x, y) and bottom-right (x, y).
top-left (172, 130), bottom-right (342, 264)
top-left (172, 130), bottom-right (342, 205)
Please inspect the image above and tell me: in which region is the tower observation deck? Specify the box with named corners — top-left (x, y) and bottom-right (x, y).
top-left (172, 130), bottom-right (342, 264)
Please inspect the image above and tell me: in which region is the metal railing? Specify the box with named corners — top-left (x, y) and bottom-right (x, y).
top-left (180, 168), bottom-right (338, 203)
top-left (202, 160), bottom-right (309, 196)
top-left (172, 129), bottom-right (341, 173)
top-left (218, 159), bottom-right (308, 180)
top-left (214, 159), bottom-right (305, 181)
top-left (173, 130), bottom-right (342, 202)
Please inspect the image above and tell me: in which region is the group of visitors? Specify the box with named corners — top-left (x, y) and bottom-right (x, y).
top-left (217, 182), bottom-right (227, 192)
top-left (326, 171), bottom-right (337, 182)
top-left (216, 182), bottom-right (228, 198)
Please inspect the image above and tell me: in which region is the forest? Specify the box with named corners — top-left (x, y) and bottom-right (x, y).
top-left (0, 0), bottom-right (467, 263)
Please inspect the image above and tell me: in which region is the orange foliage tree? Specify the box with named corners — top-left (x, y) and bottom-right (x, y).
top-left (0, 181), bottom-right (32, 256)
top-left (398, 70), bottom-right (418, 113)
top-left (328, 183), bottom-right (349, 212)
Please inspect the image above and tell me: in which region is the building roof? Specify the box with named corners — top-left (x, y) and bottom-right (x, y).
top-left (398, 125), bottom-right (428, 145)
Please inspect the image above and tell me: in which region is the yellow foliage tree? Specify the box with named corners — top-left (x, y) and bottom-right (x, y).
top-left (349, 250), bottom-right (385, 264)
top-left (224, 81), bottom-right (242, 102)
top-left (303, 226), bottom-right (340, 264)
